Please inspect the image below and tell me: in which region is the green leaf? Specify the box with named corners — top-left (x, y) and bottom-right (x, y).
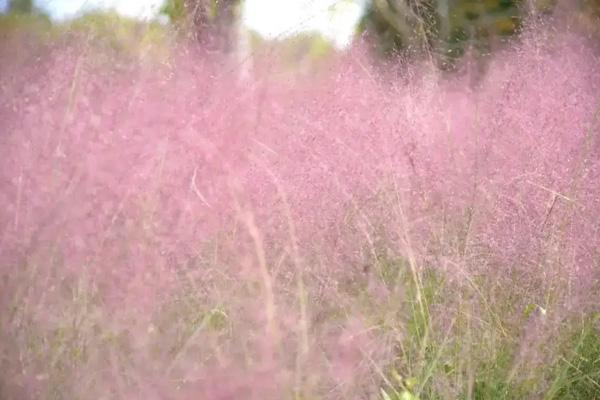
top-left (523, 303), bottom-right (537, 319)
top-left (380, 388), bottom-right (393, 400)
top-left (405, 377), bottom-right (418, 390)
top-left (399, 390), bottom-right (418, 400)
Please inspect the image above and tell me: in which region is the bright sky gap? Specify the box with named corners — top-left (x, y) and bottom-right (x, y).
top-left (8, 0), bottom-right (366, 48)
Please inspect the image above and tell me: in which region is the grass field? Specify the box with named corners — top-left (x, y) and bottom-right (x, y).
top-left (1, 15), bottom-right (599, 400)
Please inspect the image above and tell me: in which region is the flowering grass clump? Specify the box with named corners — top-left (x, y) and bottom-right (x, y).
top-left (1, 17), bottom-right (599, 400)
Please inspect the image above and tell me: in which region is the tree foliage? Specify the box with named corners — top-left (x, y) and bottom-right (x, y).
top-left (8, 0), bottom-right (33, 14)
top-left (161, 0), bottom-right (240, 50)
top-left (360, 0), bottom-right (528, 66)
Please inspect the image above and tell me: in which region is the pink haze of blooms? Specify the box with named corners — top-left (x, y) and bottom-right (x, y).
top-left (0, 21), bottom-right (599, 399)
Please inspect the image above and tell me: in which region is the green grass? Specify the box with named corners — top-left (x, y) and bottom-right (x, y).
top-left (364, 253), bottom-right (600, 400)
top-left (1, 238), bottom-right (598, 399)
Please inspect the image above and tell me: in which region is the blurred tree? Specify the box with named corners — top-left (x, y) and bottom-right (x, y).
top-left (8, 0), bottom-right (33, 14)
top-left (360, 0), bottom-right (525, 67)
top-left (584, 0), bottom-right (600, 15)
top-left (360, 0), bottom-right (440, 55)
top-left (65, 11), bottom-right (170, 60)
top-left (161, 0), bottom-right (241, 51)
top-left (579, 0), bottom-right (600, 38)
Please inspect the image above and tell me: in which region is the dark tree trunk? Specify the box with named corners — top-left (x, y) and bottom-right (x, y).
top-left (9, 0), bottom-right (33, 14)
top-left (184, 0), bottom-right (239, 52)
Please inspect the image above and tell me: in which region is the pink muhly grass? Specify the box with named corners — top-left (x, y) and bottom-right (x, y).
top-left (0, 19), bottom-right (599, 400)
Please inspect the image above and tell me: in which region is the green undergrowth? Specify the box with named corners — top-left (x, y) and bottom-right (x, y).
top-left (370, 253), bottom-right (599, 400)
top-left (2, 242), bottom-right (598, 399)
top-left (0, 11), bottom-right (172, 64)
